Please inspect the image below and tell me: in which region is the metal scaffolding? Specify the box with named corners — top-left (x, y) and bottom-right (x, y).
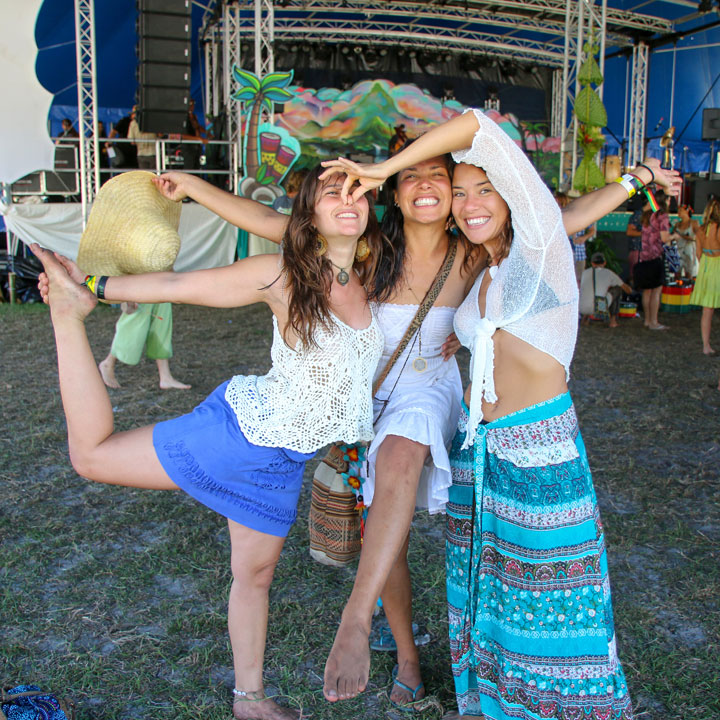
top-left (556, 0), bottom-right (607, 191)
top-left (254, 0), bottom-right (275, 125)
top-left (627, 42), bottom-right (649, 169)
top-left (74, 0), bottom-right (100, 223)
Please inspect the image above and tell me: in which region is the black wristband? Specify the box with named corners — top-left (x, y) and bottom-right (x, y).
top-left (636, 163), bottom-right (655, 184)
top-left (95, 275), bottom-right (109, 300)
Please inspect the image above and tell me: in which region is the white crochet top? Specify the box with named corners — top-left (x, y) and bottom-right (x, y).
top-left (452, 108), bottom-right (578, 449)
top-left (225, 312), bottom-right (384, 453)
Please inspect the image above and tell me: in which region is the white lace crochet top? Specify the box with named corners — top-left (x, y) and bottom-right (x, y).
top-left (452, 108), bottom-right (578, 449)
top-left (225, 312), bottom-right (384, 453)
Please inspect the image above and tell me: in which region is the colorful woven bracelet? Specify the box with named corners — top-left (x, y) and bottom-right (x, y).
top-left (642, 185), bottom-right (659, 212)
top-left (82, 274), bottom-right (109, 299)
top-left (83, 274), bottom-right (98, 294)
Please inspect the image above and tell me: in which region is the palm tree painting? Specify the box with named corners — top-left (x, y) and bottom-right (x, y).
top-left (231, 65), bottom-right (294, 179)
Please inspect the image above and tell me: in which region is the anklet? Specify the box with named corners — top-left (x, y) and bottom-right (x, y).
top-left (232, 688), bottom-right (266, 702)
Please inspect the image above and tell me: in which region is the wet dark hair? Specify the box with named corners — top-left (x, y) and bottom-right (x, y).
top-left (280, 165), bottom-right (383, 347)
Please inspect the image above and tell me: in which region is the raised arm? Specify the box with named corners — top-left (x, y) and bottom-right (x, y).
top-left (562, 158), bottom-right (681, 235)
top-left (33, 245), bottom-right (281, 310)
top-left (321, 111), bottom-right (484, 202)
top-left (153, 172), bottom-right (288, 243)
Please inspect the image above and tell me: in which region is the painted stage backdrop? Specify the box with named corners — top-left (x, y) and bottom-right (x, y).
top-left (234, 74), bottom-right (562, 200)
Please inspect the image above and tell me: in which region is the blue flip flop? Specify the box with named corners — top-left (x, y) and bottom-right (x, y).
top-left (389, 664), bottom-right (425, 713)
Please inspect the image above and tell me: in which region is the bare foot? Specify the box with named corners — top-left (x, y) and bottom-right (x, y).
top-left (98, 357), bottom-right (121, 388)
top-left (232, 696), bottom-right (300, 720)
top-left (32, 245), bottom-right (97, 320)
top-left (703, 347), bottom-right (716, 355)
top-left (158, 377), bottom-right (191, 390)
top-left (323, 619), bottom-right (370, 702)
top-left (390, 659), bottom-right (425, 706)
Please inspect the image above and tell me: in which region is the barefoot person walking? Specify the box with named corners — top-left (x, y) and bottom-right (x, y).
top-left (32, 166), bottom-right (383, 720)
top-left (98, 301), bottom-right (191, 390)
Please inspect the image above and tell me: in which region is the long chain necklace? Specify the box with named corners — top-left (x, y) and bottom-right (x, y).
top-left (406, 285), bottom-right (427, 373)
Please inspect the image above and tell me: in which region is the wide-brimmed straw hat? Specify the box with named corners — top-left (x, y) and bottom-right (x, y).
top-left (77, 171), bottom-right (181, 276)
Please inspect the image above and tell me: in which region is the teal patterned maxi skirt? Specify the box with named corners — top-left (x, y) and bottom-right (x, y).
top-left (446, 393), bottom-right (633, 720)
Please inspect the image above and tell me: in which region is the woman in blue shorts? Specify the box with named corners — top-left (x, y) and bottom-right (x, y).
top-left (32, 166), bottom-right (384, 720)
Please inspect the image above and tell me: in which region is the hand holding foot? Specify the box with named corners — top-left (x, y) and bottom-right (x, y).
top-left (323, 618), bottom-right (370, 702)
top-left (32, 245), bottom-right (97, 320)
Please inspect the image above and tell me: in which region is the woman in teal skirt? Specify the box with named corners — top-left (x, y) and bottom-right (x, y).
top-left (689, 197), bottom-right (720, 355)
top-left (322, 110), bottom-right (680, 719)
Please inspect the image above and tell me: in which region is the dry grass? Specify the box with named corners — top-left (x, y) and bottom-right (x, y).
top-left (1, 301), bottom-right (718, 719)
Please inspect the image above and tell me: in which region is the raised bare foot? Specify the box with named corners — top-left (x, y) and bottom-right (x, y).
top-left (158, 376), bottom-right (191, 390)
top-left (232, 696), bottom-right (300, 720)
top-left (390, 659), bottom-right (425, 706)
top-left (32, 245), bottom-right (97, 320)
top-left (98, 357), bottom-right (121, 388)
top-left (323, 619), bottom-right (370, 702)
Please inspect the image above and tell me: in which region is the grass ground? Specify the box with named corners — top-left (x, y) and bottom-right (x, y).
top-left (1, 301), bottom-right (718, 719)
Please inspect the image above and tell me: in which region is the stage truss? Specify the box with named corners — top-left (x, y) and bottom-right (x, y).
top-left (71, 0), bottom-right (681, 200)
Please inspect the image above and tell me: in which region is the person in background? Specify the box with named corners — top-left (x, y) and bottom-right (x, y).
top-left (634, 191), bottom-right (670, 330)
top-left (128, 108), bottom-right (158, 170)
top-left (56, 118), bottom-right (79, 143)
top-left (97, 121), bottom-right (111, 185)
top-left (689, 197), bottom-right (720, 355)
top-left (182, 99), bottom-right (206, 172)
top-left (388, 123), bottom-right (409, 156)
top-left (570, 222), bottom-right (596, 287)
top-left (671, 204), bottom-right (699, 279)
top-left (272, 169), bottom-right (307, 215)
top-left (625, 194), bottom-right (644, 283)
top-left (108, 106), bottom-right (138, 169)
top-left (98, 302), bottom-right (190, 390)
top-left (580, 251), bottom-right (632, 328)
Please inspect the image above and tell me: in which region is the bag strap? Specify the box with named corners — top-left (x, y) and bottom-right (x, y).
top-left (371, 236), bottom-right (457, 395)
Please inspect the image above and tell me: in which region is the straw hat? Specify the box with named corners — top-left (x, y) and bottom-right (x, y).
top-left (77, 171), bottom-right (181, 276)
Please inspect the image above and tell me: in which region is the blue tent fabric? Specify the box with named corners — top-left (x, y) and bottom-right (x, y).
top-left (29, 1), bottom-right (720, 148)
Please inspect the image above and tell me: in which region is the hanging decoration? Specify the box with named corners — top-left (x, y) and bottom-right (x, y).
top-left (572, 36), bottom-right (608, 193)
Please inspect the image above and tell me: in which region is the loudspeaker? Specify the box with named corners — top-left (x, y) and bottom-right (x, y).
top-left (11, 173), bottom-right (42, 195)
top-left (701, 108), bottom-right (720, 141)
top-left (136, 0), bottom-right (191, 134)
top-left (11, 145), bottom-right (78, 196)
top-left (45, 144), bottom-right (79, 194)
top-left (684, 177), bottom-right (720, 213)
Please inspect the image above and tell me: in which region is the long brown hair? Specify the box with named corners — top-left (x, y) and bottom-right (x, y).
top-left (703, 196), bottom-right (720, 228)
top-left (280, 165), bottom-right (383, 347)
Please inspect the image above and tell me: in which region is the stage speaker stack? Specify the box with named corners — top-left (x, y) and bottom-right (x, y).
top-left (136, 0), bottom-right (191, 134)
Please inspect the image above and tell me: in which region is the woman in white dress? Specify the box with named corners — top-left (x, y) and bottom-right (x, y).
top-left (154, 159), bottom-right (482, 707)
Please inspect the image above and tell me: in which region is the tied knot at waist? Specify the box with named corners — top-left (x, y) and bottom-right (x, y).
top-left (462, 317), bottom-right (498, 450)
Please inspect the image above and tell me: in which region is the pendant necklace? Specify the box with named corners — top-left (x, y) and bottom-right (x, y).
top-left (407, 285), bottom-right (427, 373)
top-left (329, 258), bottom-right (352, 286)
